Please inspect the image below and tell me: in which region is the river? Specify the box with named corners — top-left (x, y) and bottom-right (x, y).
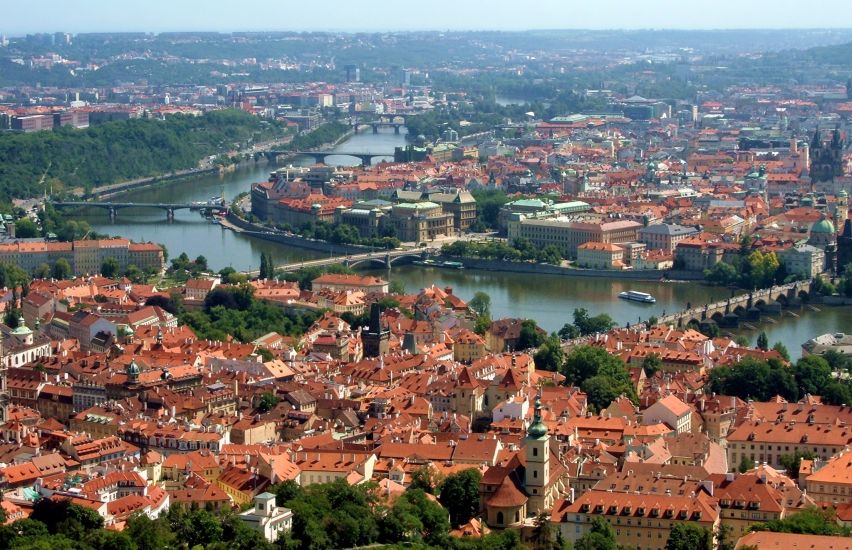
top-left (77, 126), bottom-right (848, 358)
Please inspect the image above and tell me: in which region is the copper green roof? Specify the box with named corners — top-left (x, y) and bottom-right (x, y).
top-left (811, 218), bottom-right (836, 234)
top-left (527, 397), bottom-right (548, 439)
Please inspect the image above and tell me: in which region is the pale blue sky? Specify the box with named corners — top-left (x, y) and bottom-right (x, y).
top-left (4, 0), bottom-right (852, 34)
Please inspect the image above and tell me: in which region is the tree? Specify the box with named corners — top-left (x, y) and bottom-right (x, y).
top-left (194, 255), bottom-right (209, 272)
top-left (704, 261), bottom-right (738, 286)
top-left (438, 468), bottom-right (481, 527)
top-left (562, 345), bottom-right (627, 386)
top-left (34, 263), bottom-right (51, 280)
top-left (389, 280), bottom-right (406, 295)
top-left (571, 308), bottom-right (615, 336)
top-left (30, 498), bottom-right (105, 534)
top-left (756, 506), bottom-right (849, 536)
top-left (409, 465), bottom-right (443, 494)
top-left (256, 392), bottom-right (279, 413)
top-left (794, 355), bottom-right (832, 396)
top-left (709, 357), bottom-right (798, 402)
top-left (642, 353), bottom-right (662, 377)
top-left (779, 450), bottom-right (817, 478)
top-left (270, 479), bottom-right (302, 507)
top-left (101, 257), bottom-right (120, 278)
top-left (516, 319), bottom-right (544, 350)
top-left (534, 335), bottom-right (565, 372)
top-left (468, 291), bottom-right (492, 318)
top-left (531, 511), bottom-right (555, 550)
top-left (757, 332), bottom-right (769, 351)
top-left (666, 522), bottom-right (712, 550)
top-left (738, 454), bottom-right (755, 473)
top-left (53, 258), bottom-right (72, 280)
top-left (15, 218), bottom-right (39, 238)
top-left (772, 341), bottom-right (791, 361)
top-left (558, 322), bottom-right (580, 340)
top-left (575, 517), bottom-right (617, 550)
top-left (125, 513), bottom-right (175, 550)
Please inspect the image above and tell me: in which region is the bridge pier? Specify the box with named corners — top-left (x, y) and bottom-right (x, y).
top-left (109, 207), bottom-right (116, 221)
top-left (394, 125), bottom-right (400, 134)
top-left (372, 124), bottom-right (379, 134)
top-left (166, 208), bottom-right (175, 221)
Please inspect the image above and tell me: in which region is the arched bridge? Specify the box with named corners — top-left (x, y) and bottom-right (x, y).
top-left (657, 281), bottom-right (814, 329)
top-left (245, 248), bottom-right (437, 276)
top-left (261, 150), bottom-right (392, 166)
top-left (51, 201), bottom-right (227, 220)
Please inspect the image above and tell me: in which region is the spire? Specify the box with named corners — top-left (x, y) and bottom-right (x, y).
top-left (527, 395), bottom-right (548, 439)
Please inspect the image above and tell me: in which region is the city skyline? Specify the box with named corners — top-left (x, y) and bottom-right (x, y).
top-left (4, 0), bottom-right (852, 34)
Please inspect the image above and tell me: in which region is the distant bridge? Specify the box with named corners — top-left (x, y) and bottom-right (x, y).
top-left (261, 150), bottom-right (393, 166)
top-left (51, 201), bottom-right (227, 220)
top-left (352, 114), bottom-right (411, 134)
top-left (656, 281), bottom-right (814, 329)
top-left (245, 248), bottom-right (437, 276)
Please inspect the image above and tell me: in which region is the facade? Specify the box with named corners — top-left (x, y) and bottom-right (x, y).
top-left (311, 274), bottom-right (388, 294)
top-left (238, 492), bottom-right (293, 542)
top-left (509, 219), bottom-right (641, 259)
top-left (576, 242), bottom-right (624, 269)
top-left (778, 244), bottom-right (825, 278)
top-left (805, 450), bottom-right (852, 505)
top-left (638, 224), bottom-right (699, 254)
top-left (727, 420), bottom-right (852, 470)
top-left (0, 239), bottom-right (164, 277)
top-left (642, 394), bottom-right (692, 434)
top-left (386, 202), bottom-right (454, 243)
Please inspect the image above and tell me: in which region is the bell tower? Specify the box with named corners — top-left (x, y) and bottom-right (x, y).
top-left (524, 396), bottom-right (550, 512)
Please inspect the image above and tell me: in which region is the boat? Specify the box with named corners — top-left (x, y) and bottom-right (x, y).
top-left (440, 261), bottom-right (465, 270)
top-left (618, 290), bottom-right (656, 303)
top-left (413, 259), bottom-right (437, 267)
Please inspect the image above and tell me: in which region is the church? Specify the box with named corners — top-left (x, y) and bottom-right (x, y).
top-left (479, 396), bottom-right (568, 528)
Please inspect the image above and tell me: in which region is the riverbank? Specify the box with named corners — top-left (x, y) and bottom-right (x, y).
top-left (441, 257), bottom-right (705, 281)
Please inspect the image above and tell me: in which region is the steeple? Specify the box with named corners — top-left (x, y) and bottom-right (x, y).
top-left (527, 397), bottom-right (548, 439)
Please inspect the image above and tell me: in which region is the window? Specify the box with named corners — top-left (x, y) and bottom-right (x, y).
top-left (497, 512), bottom-right (504, 525)
top-left (533, 447), bottom-right (538, 457)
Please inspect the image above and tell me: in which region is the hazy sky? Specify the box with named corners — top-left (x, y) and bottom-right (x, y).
top-left (4, 0), bottom-right (852, 34)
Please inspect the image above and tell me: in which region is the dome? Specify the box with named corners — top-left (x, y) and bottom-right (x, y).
top-left (526, 398), bottom-right (548, 439)
top-left (801, 196), bottom-right (814, 207)
top-left (811, 218), bottom-right (836, 234)
top-left (839, 189), bottom-right (848, 198)
top-left (126, 360), bottom-right (141, 377)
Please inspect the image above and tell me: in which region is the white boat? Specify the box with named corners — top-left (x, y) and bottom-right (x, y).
top-left (618, 290), bottom-right (656, 304)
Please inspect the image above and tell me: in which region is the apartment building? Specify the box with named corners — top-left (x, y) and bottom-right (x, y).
top-left (508, 219), bottom-right (641, 259)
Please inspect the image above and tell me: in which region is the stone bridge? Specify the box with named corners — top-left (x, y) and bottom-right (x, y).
top-left (261, 150), bottom-right (390, 166)
top-left (51, 200), bottom-right (227, 220)
top-left (657, 281), bottom-right (814, 329)
top-left (244, 247), bottom-right (436, 275)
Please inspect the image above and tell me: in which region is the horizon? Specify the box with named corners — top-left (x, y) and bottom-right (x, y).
top-left (5, 0), bottom-right (852, 35)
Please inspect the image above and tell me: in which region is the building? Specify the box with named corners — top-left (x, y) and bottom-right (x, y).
top-left (805, 450), bottom-right (852, 505)
top-left (238, 492), bottom-right (293, 542)
top-left (642, 394), bottom-right (692, 434)
top-left (509, 219), bottom-right (641, 259)
top-left (312, 274), bottom-right (388, 294)
top-left (639, 224), bottom-right (699, 254)
top-left (726, 419), bottom-right (852, 470)
top-left (778, 244), bottom-right (825, 278)
top-left (362, 304), bottom-right (390, 358)
top-left (735, 531), bottom-right (852, 550)
top-left (386, 202), bottom-right (454, 243)
top-left (809, 127), bottom-right (845, 183)
top-left (0, 239), bottom-right (164, 277)
top-left (551, 490), bottom-right (720, 550)
top-left (576, 242), bottom-right (624, 269)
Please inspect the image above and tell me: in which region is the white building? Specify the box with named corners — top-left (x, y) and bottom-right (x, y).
top-left (238, 492), bottom-right (293, 542)
top-left (642, 394), bottom-right (692, 434)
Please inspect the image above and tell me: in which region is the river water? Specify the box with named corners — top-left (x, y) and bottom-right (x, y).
top-left (78, 127), bottom-right (850, 358)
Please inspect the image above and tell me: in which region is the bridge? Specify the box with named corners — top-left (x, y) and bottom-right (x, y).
top-left (261, 150), bottom-right (392, 166)
top-left (51, 201), bottom-right (227, 220)
top-left (352, 114), bottom-right (411, 134)
top-left (245, 248), bottom-right (437, 276)
top-left (656, 281), bottom-right (814, 329)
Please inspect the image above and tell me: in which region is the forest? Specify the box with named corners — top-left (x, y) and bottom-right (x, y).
top-left (0, 109), bottom-right (288, 203)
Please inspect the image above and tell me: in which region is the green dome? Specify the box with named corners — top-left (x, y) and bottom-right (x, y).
top-left (839, 189), bottom-right (848, 198)
top-left (126, 360), bottom-right (141, 377)
top-left (801, 196), bottom-right (814, 207)
top-left (527, 398), bottom-right (548, 439)
top-left (811, 218), bottom-right (836, 234)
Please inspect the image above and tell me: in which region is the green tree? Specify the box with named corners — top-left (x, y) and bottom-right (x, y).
top-left (575, 516), bottom-right (617, 550)
top-left (779, 450), bottom-right (817, 478)
top-left (562, 345), bottom-right (626, 386)
top-left (755, 506), bottom-right (849, 536)
top-left (30, 498), bottom-right (105, 534)
top-left (15, 218), bottom-right (39, 238)
top-left (772, 341), bottom-right (791, 361)
top-left (738, 454), bottom-right (755, 473)
top-left (757, 332), bottom-right (769, 351)
top-left (409, 465), bottom-right (443, 495)
top-left (101, 257), bottom-right (120, 278)
top-left (704, 261), bottom-right (738, 286)
top-left (468, 291), bottom-right (492, 318)
top-left (256, 392), bottom-right (280, 413)
top-left (125, 513), bottom-right (175, 550)
top-left (34, 263), bottom-right (51, 280)
top-left (642, 353), bottom-right (662, 377)
top-left (794, 355), bottom-right (832, 396)
top-left (666, 522), bottom-right (712, 550)
top-left (270, 479), bottom-right (302, 507)
top-left (822, 382), bottom-right (852, 406)
top-left (53, 258), bottom-right (72, 280)
top-left (571, 308), bottom-right (615, 336)
top-left (438, 468), bottom-right (482, 527)
top-left (389, 280), bottom-right (406, 294)
top-left (534, 335), bottom-right (565, 372)
top-left (517, 319), bottom-right (545, 350)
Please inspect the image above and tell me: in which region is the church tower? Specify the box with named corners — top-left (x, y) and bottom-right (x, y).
top-left (837, 189), bottom-right (849, 231)
top-left (524, 396), bottom-right (550, 513)
top-left (362, 303), bottom-right (389, 358)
